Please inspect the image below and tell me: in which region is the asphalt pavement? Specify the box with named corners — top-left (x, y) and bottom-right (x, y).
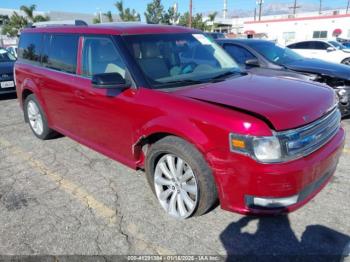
top-left (0, 93), bottom-right (349, 261)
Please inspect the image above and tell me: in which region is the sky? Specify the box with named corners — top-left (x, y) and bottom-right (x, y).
top-left (1, 0), bottom-right (348, 16)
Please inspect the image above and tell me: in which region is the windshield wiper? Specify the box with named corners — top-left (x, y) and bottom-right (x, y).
top-left (154, 79), bottom-right (205, 88)
top-left (207, 70), bottom-right (246, 82)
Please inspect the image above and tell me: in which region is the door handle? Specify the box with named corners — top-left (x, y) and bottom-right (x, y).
top-left (74, 90), bottom-right (85, 99)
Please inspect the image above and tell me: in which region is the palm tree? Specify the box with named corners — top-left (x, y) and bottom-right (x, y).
top-left (208, 12), bottom-right (218, 32)
top-left (103, 11), bottom-right (114, 22)
top-left (20, 4), bottom-right (49, 23)
top-left (20, 4), bottom-right (36, 22)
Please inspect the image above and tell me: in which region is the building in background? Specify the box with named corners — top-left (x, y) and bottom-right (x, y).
top-left (243, 9), bottom-right (350, 45)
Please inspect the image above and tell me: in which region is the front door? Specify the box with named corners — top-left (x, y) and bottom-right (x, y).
top-left (70, 36), bottom-right (137, 164)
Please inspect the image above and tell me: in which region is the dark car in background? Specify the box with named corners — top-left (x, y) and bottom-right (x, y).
top-left (0, 49), bottom-right (16, 95)
top-left (217, 39), bottom-right (350, 117)
top-left (206, 32), bottom-right (226, 40)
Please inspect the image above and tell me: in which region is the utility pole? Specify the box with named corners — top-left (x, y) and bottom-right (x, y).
top-left (189, 0), bottom-right (192, 27)
top-left (319, 0), bottom-right (322, 14)
top-left (347, 0), bottom-right (350, 14)
top-left (223, 0), bottom-right (228, 19)
top-left (254, 8), bottom-right (257, 21)
top-left (256, 0), bottom-right (264, 21)
top-left (289, 0), bottom-right (301, 15)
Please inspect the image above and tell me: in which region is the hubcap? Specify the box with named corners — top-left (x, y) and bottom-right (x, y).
top-left (154, 154), bottom-right (198, 219)
top-left (27, 101), bottom-right (44, 136)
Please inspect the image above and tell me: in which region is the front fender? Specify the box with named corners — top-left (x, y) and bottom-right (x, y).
top-left (134, 115), bottom-right (212, 162)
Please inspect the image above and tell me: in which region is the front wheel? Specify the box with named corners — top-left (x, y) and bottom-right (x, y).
top-left (341, 58), bottom-right (350, 66)
top-left (145, 136), bottom-right (218, 219)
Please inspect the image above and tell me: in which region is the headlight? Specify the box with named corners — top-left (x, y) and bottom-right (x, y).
top-left (337, 89), bottom-right (348, 104)
top-left (229, 133), bottom-right (282, 163)
top-left (252, 137), bottom-right (281, 161)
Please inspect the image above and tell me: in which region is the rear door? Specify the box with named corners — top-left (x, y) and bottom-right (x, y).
top-left (39, 33), bottom-right (80, 133)
top-left (309, 41), bottom-right (330, 59)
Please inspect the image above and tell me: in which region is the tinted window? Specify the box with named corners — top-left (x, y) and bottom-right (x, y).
top-left (224, 44), bottom-right (256, 66)
top-left (289, 42), bottom-right (312, 49)
top-left (18, 33), bottom-right (42, 64)
top-left (43, 34), bottom-right (79, 74)
top-left (311, 41), bottom-right (329, 50)
top-left (82, 37), bottom-right (126, 79)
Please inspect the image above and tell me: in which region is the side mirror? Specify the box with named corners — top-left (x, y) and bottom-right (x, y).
top-left (327, 47), bottom-right (336, 52)
top-left (245, 58), bottom-right (260, 67)
top-left (92, 73), bottom-right (130, 89)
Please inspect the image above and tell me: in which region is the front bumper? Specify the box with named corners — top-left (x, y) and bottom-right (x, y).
top-left (0, 76), bottom-right (16, 95)
top-left (206, 127), bottom-right (345, 215)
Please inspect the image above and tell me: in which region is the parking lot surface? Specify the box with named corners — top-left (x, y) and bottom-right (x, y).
top-left (0, 94), bottom-right (349, 259)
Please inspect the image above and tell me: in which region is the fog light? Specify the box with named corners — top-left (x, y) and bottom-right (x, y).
top-left (250, 195), bottom-right (299, 208)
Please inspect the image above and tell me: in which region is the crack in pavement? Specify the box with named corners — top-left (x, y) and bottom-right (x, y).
top-left (0, 137), bottom-right (175, 255)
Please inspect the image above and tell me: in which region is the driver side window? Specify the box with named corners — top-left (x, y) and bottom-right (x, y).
top-left (224, 44), bottom-right (256, 67)
top-left (82, 36), bottom-right (126, 79)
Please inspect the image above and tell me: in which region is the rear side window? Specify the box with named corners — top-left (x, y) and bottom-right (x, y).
top-left (42, 34), bottom-right (79, 74)
top-left (18, 33), bottom-right (42, 64)
top-left (288, 42), bottom-right (311, 49)
top-left (311, 41), bottom-right (329, 50)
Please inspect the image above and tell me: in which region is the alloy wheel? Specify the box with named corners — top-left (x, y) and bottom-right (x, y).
top-left (154, 154), bottom-right (198, 219)
top-left (27, 100), bottom-right (44, 136)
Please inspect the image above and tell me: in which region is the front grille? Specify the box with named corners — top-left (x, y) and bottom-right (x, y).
top-left (0, 73), bottom-right (13, 81)
top-left (277, 107), bottom-right (341, 160)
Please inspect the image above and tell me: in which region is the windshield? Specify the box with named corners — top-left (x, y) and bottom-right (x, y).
top-left (0, 49), bottom-right (16, 62)
top-left (245, 41), bottom-right (304, 65)
top-left (329, 41), bottom-right (347, 50)
top-left (122, 33), bottom-right (241, 89)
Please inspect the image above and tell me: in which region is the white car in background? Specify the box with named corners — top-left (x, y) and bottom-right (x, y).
top-left (5, 46), bottom-right (18, 58)
top-left (287, 40), bottom-right (350, 65)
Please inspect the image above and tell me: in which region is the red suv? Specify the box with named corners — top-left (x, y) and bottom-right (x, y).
top-left (15, 22), bottom-right (345, 219)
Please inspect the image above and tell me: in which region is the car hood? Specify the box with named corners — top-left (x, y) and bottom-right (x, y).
top-left (174, 74), bottom-right (336, 131)
top-left (285, 58), bottom-right (350, 81)
top-left (0, 61), bottom-right (14, 75)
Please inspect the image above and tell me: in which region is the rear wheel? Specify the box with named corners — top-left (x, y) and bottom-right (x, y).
top-left (145, 136), bottom-right (218, 219)
top-left (24, 94), bottom-right (56, 140)
top-left (341, 58), bottom-right (350, 66)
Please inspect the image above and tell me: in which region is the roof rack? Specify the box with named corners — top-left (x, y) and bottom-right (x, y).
top-left (31, 20), bottom-right (88, 28)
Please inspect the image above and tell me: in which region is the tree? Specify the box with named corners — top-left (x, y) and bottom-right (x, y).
top-left (178, 12), bottom-right (209, 31)
top-left (20, 4), bottom-right (49, 23)
top-left (163, 6), bottom-right (180, 25)
top-left (1, 12), bottom-right (28, 37)
top-left (93, 15), bottom-right (101, 24)
top-left (0, 15), bottom-right (10, 26)
top-left (115, 1), bottom-right (141, 21)
top-left (144, 0), bottom-right (164, 24)
top-left (207, 12), bottom-right (217, 32)
top-left (103, 11), bottom-right (114, 22)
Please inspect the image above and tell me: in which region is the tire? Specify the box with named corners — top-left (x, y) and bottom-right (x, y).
top-left (24, 94), bottom-right (56, 140)
top-left (341, 58), bottom-right (350, 66)
top-left (145, 136), bottom-right (218, 219)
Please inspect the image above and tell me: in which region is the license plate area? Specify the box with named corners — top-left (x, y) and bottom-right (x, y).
top-left (0, 81), bottom-right (15, 88)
